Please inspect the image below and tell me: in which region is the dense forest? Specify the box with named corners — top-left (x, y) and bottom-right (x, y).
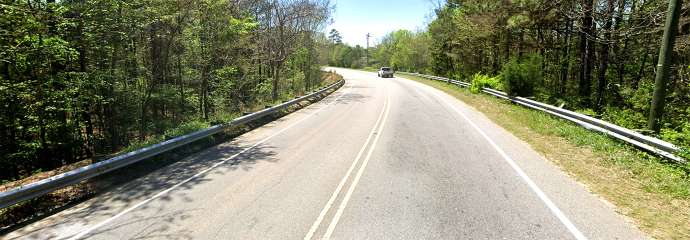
top-left (0, 0), bottom-right (332, 181)
top-left (326, 0), bottom-right (690, 158)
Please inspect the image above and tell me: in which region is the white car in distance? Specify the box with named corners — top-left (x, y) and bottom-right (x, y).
top-left (377, 67), bottom-right (394, 78)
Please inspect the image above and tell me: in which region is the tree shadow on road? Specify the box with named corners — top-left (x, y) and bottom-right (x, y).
top-left (3, 140), bottom-right (279, 240)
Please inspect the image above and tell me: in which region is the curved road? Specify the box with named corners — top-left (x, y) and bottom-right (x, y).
top-left (5, 68), bottom-right (645, 239)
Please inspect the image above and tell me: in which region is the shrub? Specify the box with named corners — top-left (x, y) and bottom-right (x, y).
top-left (164, 120), bottom-right (211, 140)
top-left (469, 73), bottom-right (502, 94)
top-left (661, 123), bottom-right (690, 153)
top-left (500, 55), bottom-right (542, 97)
top-left (602, 107), bottom-right (647, 130)
top-left (350, 59), bottom-right (365, 69)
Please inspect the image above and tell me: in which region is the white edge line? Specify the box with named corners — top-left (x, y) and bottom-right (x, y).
top-left (67, 83), bottom-right (352, 240)
top-left (418, 82), bottom-right (588, 240)
top-left (303, 87), bottom-right (388, 240)
top-left (321, 88), bottom-right (391, 240)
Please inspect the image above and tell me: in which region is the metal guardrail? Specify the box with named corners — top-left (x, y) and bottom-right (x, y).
top-left (0, 79), bottom-right (345, 210)
top-left (398, 72), bottom-right (687, 164)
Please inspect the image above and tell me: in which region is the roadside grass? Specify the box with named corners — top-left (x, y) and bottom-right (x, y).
top-left (399, 73), bottom-right (690, 239)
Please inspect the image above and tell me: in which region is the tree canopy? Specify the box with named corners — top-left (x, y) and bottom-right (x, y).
top-left (0, 0), bottom-right (332, 181)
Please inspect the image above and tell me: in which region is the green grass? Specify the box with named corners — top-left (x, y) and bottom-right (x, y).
top-left (399, 73), bottom-right (690, 239)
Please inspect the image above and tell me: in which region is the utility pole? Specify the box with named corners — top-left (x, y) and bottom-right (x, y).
top-left (648, 0), bottom-right (682, 132)
top-left (366, 33), bottom-right (371, 66)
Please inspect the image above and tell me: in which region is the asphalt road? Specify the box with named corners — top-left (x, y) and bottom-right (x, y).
top-left (4, 68), bottom-right (646, 240)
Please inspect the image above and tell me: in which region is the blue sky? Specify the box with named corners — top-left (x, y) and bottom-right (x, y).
top-left (327, 0), bottom-right (437, 47)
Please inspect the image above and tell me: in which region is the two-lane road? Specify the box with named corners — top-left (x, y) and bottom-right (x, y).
top-left (5, 68), bottom-right (645, 239)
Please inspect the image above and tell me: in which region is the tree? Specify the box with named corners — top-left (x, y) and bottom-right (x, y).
top-left (255, 0), bottom-right (332, 100)
top-left (0, 0), bottom-right (333, 181)
top-left (595, 0), bottom-right (615, 111)
top-left (328, 28), bottom-right (343, 44)
top-left (578, 0), bottom-right (595, 104)
top-left (372, 30), bottom-right (431, 72)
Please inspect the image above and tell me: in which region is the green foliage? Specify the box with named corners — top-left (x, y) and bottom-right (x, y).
top-left (323, 29), bottom-right (431, 73)
top-left (328, 29), bottom-right (343, 44)
top-left (210, 66), bottom-right (243, 112)
top-left (661, 123), bottom-right (690, 158)
top-left (507, 14), bottom-right (530, 28)
top-left (0, 0), bottom-right (331, 181)
top-left (469, 73), bottom-right (502, 94)
top-left (626, 80), bottom-right (655, 112)
top-left (327, 44), bottom-right (366, 69)
top-left (375, 30), bottom-right (432, 72)
top-left (602, 108), bottom-right (647, 130)
top-left (500, 55), bottom-right (541, 97)
top-left (164, 121), bottom-right (211, 140)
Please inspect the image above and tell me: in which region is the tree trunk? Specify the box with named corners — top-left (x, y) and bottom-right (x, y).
top-left (272, 64), bottom-right (280, 101)
top-left (596, 0), bottom-right (615, 111)
top-left (493, 34), bottom-right (500, 74)
top-left (613, 0), bottom-right (628, 85)
top-left (82, 109), bottom-right (94, 158)
top-left (201, 68), bottom-right (209, 121)
top-left (517, 30), bottom-right (524, 58)
top-left (505, 29), bottom-right (512, 62)
top-left (632, 47), bottom-right (648, 88)
top-left (559, 19), bottom-right (573, 95)
top-left (578, 0), bottom-right (595, 104)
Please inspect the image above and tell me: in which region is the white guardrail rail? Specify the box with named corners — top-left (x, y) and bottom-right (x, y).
top-left (0, 79), bottom-right (345, 210)
top-left (398, 72), bottom-right (687, 164)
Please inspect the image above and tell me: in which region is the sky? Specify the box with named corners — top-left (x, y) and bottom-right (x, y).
top-left (326, 0), bottom-right (438, 47)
